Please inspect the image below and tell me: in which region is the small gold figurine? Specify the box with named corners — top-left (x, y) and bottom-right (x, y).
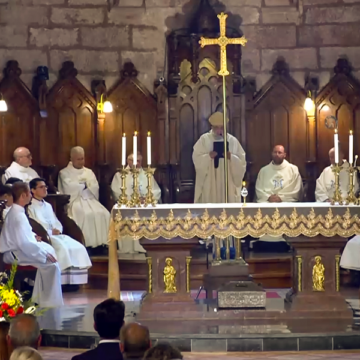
top-left (163, 257), bottom-right (177, 293)
top-left (312, 255), bottom-right (325, 291)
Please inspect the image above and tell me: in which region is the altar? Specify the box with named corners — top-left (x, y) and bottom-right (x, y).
top-left (108, 202), bottom-right (359, 321)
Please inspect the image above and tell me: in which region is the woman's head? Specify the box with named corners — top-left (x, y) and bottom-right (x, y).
top-left (143, 342), bottom-right (183, 360)
top-left (9, 347), bottom-right (42, 360)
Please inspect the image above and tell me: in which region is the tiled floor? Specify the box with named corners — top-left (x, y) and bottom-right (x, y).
top-left (40, 349), bottom-right (360, 360)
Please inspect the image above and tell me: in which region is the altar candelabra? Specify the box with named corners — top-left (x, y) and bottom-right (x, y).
top-left (144, 166), bottom-right (157, 207)
top-left (129, 167), bottom-right (142, 208)
top-left (331, 163), bottom-right (343, 205)
top-left (241, 181), bottom-right (248, 206)
top-left (346, 156), bottom-right (357, 205)
top-left (116, 167), bottom-right (130, 207)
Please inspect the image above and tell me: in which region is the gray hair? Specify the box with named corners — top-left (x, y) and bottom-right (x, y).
top-left (10, 347), bottom-right (43, 360)
top-left (9, 314), bottom-right (41, 349)
top-left (70, 146), bottom-right (85, 158)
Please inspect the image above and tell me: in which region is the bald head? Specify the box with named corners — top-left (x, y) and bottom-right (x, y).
top-left (127, 152), bottom-right (142, 168)
top-left (272, 145), bottom-right (286, 165)
top-left (329, 146), bottom-right (344, 165)
top-left (13, 147), bottom-right (32, 168)
top-left (120, 323), bottom-right (150, 357)
top-left (7, 314), bottom-right (41, 350)
top-left (70, 146), bottom-right (85, 169)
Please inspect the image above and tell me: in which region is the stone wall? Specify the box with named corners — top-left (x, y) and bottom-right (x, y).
top-left (2, 0), bottom-right (360, 93)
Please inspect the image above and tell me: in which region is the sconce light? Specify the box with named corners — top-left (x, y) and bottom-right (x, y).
top-left (304, 91), bottom-right (315, 118)
top-left (0, 93), bottom-right (8, 112)
top-left (97, 94), bottom-right (113, 114)
top-left (322, 104), bottom-right (330, 112)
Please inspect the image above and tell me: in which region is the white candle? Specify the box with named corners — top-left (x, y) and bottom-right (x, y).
top-left (147, 131), bottom-right (151, 165)
top-left (349, 130), bottom-right (354, 165)
top-left (121, 133), bottom-right (126, 166)
top-left (334, 129), bottom-right (339, 164)
top-left (133, 131), bottom-right (137, 166)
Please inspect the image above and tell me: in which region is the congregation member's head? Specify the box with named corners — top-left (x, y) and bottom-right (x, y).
top-left (13, 148), bottom-right (32, 168)
top-left (0, 322), bottom-right (10, 360)
top-left (120, 323), bottom-right (151, 359)
top-left (0, 185), bottom-right (13, 208)
top-left (7, 314), bottom-right (41, 351)
top-left (328, 146), bottom-right (344, 166)
top-left (127, 153), bottom-right (142, 169)
top-left (70, 146), bottom-right (85, 169)
top-left (9, 347), bottom-right (43, 360)
top-left (209, 112), bottom-right (228, 138)
top-left (143, 342), bottom-right (183, 360)
top-left (93, 299), bottom-right (125, 340)
top-left (5, 178), bottom-right (22, 187)
top-left (271, 145), bottom-right (286, 165)
top-left (11, 183), bottom-right (32, 207)
top-left (29, 178), bottom-right (48, 201)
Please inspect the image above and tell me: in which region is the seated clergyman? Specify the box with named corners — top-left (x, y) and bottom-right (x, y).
top-left (28, 178), bottom-right (92, 285)
top-left (58, 146), bottom-right (110, 253)
top-left (315, 147), bottom-right (358, 202)
top-left (111, 153), bottom-right (161, 254)
top-left (4, 147), bottom-right (39, 183)
top-left (255, 145), bottom-right (303, 203)
top-left (0, 182), bottom-right (63, 307)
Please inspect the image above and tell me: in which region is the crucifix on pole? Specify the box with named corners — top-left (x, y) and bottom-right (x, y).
top-left (199, 12), bottom-right (247, 204)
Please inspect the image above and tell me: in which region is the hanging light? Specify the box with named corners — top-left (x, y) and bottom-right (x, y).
top-left (304, 91), bottom-right (315, 118)
top-left (103, 100), bottom-right (113, 113)
top-left (0, 93), bottom-right (7, 112)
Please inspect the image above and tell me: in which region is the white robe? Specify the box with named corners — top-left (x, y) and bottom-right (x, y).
top-left (340, 235), bottom-right (360, 271)
top-left (193, 131), bottom-right (246, 203)
top-left (58, 162), bottom-right (110, 248)
top-left (2, 206), bottom-right (10, 221)
top-left (0, 204), bottom-right (63, 307)
top-left (4, 162), bottom-right (39, 183)
top-left (28, 198), bottom-right (92, 285)
top-left (315, 163), bottom-right (358, 202)
top-left (111, 168), bottom-right (162, 254)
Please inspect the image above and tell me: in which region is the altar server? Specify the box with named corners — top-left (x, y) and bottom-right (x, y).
top-left (0, 185), bottom-right (13, 220)
top-left (28, 178), bottom-right (92, 285)
top-left (111, 153), bottom-right (161, 254)
top-left (255, 145), bottom-right (302, 203)
top-left (193, 112), bottom-right (246, 203)
top-left (58, 147), bottom-right (110, 251)
top-left (315, 147), bottom-right (358, 202)
top-left (0, 182), bottom-right (63, 307)
top-left (4, 147), bottom-right (39, 183)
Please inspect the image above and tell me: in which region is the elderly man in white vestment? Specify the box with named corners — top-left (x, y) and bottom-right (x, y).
top-left (58, 147), bottom-right (110, 253)
top-left (28, 178), bottom-right (92, 285)
top-left (0, 182), bottom-right (63, 307)
top-left (193, 112), bottom-right (246, 203)
top-left (111, 153), bottom-right (161, 254)
top-left (4, 147), bottom-right (39, 183)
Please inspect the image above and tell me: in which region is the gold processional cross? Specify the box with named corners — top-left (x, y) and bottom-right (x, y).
top-left (199, 12), bottom-right (247, 203)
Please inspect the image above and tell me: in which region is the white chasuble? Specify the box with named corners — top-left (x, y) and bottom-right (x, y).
top-left (4, 162), bottom-right (39, 183)
top-left (193, 131), bottom-right (246, 203)
top-left (58, 162), bottom-right (110, 248)
top-left (255, 160), bottom-right (303, 203)
top-left (315, 163), bottom-right (358, 202)
top-left (0, 204), bottom-right (63, 307)
top-left (111, 168), bottom-right (162, 254)
top-left (28, 199), bottom-right (92, 285)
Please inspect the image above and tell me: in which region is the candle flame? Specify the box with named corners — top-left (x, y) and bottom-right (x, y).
top-left (134, 131), bottom-right (137, 136)
top-left (350, 130), bottom-right (353, 135)
top-left (123, 133), bottom-right (125, 137)
top-left (242, 181), bottom-right (246, 187)
top-left (148, 131), bottom-right (151, 136)
top-left (335, 129), bottom-right (338, 134)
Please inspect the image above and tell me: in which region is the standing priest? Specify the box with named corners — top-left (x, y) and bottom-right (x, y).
top-left (192, 112), bottom-right (246, 203)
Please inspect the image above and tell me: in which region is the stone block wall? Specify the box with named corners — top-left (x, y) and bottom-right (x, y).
top-left (2, 0), bottom-right (360, 93)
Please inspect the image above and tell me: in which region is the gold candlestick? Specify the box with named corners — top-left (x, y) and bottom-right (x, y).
top-left (241, 181), bottom-right (248, 206)
top-left (144, 166), bottom-right (157, 207)
top-left (331, 163), bottom-right (343, 205)
top-left (117, 167), bottom-right (130, 207)
top-left (129, 167), bottom-right (141, 207)
top-left (346, 163), bottom-right (357, 205)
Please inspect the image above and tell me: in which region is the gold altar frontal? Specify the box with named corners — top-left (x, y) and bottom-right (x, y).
top-left (108, 203), bottom-right (359, 320)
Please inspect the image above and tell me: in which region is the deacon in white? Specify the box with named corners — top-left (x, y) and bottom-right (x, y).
top-left (193, 112), bottom-right (246, 203)
top-left (28, 178), bottom-right (92, 285)
top-left (0, 185), bottom-right (13, 220)
top-left (315, 147), bottom-right (358, 202)
top-left (0, 182), bottom-right (63, 307)
top-left (58, 147), bottom-right (110, 249)
top-left (111, 153), bottom-right (161, 254)
top-left (4, 147), bottom-right (39, 183)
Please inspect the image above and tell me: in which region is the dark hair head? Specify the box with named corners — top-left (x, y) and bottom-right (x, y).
top-left (143, 342), bottom-right (183, 360)
top-left (93, 299), bottom-right (125, 339)
top-left (0, 185), bottom-right (12, 197)
top-left (29, 178), bottom-right (46, 191)
top-left (120, 323), bottom-right (150, 357)
top-left (11, 183), bottom-right (30, 203)
top-left (5, 178), bottom-right (22, 186)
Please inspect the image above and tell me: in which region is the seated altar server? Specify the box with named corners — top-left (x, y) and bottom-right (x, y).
top-left (28, 178), bottom-right (92, 285)
top-left (4, 147), bottom-right (39, 183)
top-left (0, 185), bottom-right (13, 220)
top-left (111, 153), bottom-right (161, 254)
top-left (58, 146), bottom-right (110, 251)
top-left (315, 147), bottom-right (358, 202)
top-left (193, 112), bottom-right (246, 203)
top-left (0, 182), bottom-right (63, 307)
top-left (255, 145), bottom-right (303, 203)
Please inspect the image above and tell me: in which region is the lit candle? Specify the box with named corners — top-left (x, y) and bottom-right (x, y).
top-left (147, 131), bottom-right (151, 165)
top-left (334, 129), bottom-right (339, 164)
top-left (349, 130), bottom-right (354, 165)
top-left (133, 131), bottom-right (137, 166)
top-left (121, 133), bottom-right (126, 166)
